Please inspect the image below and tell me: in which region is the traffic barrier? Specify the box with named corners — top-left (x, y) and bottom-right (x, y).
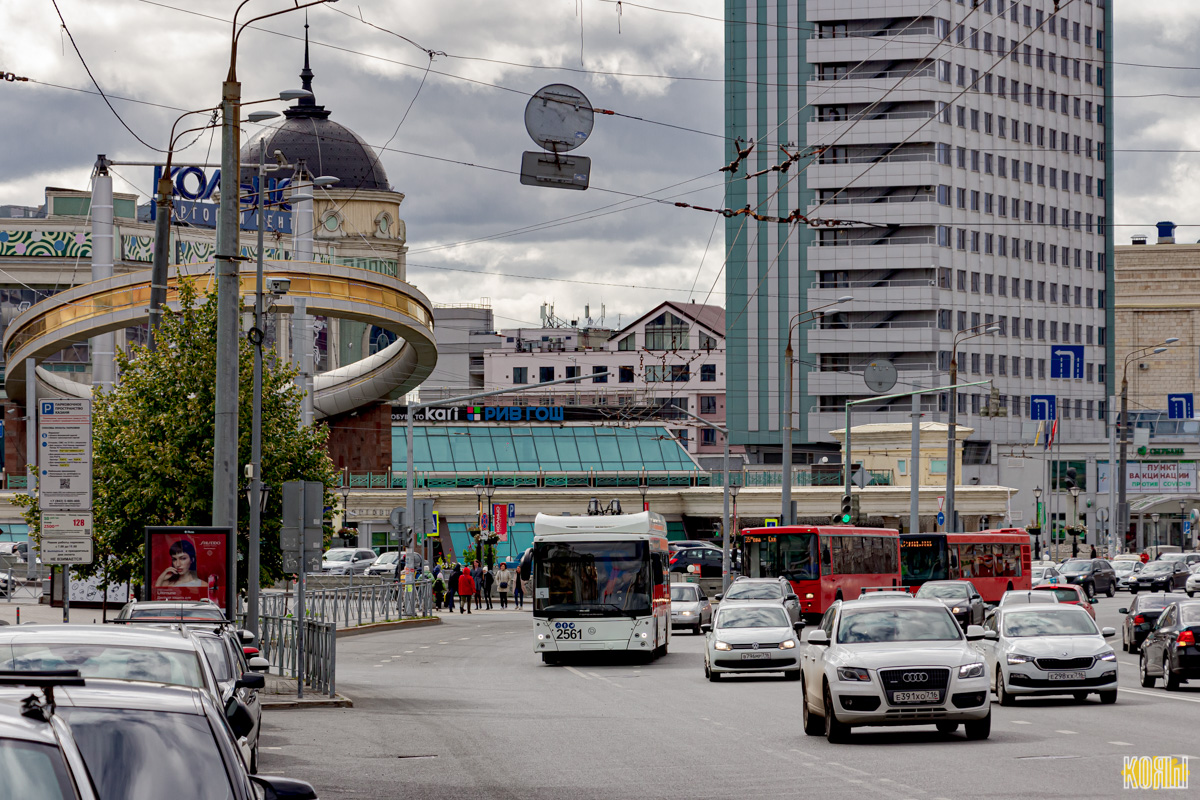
top-left (260, 577), bottom-right (434, 629)
top-left (250, 612), bottom-right (338, 698)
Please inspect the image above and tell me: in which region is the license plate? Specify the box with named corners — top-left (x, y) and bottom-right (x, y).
top-left (1047, 671), bottom-right (1086, 681)
top-left (893, 691), bottom-right (940, 703)
top-left (741, 652), bottom-right (771, 660)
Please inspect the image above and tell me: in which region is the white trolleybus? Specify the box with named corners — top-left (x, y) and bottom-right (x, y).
top-left (530, 509), bottom-right (671, 663)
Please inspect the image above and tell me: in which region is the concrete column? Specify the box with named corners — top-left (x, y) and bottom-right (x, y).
top-left (90, 162), bottom-right (115, 391)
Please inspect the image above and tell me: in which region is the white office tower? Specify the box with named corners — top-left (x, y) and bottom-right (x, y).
top-left (724, 0), bottom-right (1114, 476)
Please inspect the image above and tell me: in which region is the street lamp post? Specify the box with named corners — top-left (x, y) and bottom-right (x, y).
top-left (1069, 485), bottom-right (1081, 557)
top-left (639, 473), bottom-right (648, 513)
top-left (782, 297), bottom-right (852, 525)
top-left (1118, 339), bottom-right (1179, 550)
top-left (1033, 486), bottom-right (1043, 559)
top-left (1151, 512), bottom-right (1161, 551)
top-left (944, 323), bottom-right (1000, 532)
top-left (484, 484), bottom-right (496, 570)
top-left (729, 482), bottom-right (741, 581)
top-left (1179, 499), bottom-right (1187, 549)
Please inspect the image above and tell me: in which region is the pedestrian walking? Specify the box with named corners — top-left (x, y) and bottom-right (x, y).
top-left (432, 570), bottom-right (446, 609)
top-left (1090, 544), bottom-right (1097, 558)
top-left (446, 563), bottom-right (460, 612)
top-left (471, 560), bottom-right (484, 610)
top-left (482, 567), bottom-right (495, 610)
top-left (496, 563), bottom-right (513, 609)
top-left (513, 567), bottom-right (525, 609)
top-left (457, 569), bottom-right (476, 615)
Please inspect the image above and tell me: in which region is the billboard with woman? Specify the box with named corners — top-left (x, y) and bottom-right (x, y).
top-left (144, 526), bottom-right (232, 611)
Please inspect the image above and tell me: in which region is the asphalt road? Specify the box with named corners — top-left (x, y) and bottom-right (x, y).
top-left (260, 594), bottom-right (1199, 799)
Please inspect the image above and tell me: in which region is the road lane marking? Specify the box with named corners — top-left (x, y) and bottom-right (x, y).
top-left (404, 650), bottom-right (414, 654)
top-left (373, 665), bottom-right (382, 668)
top-left (563, 666), bottom-right (591, 680)
top-left (1055, 730), bottom-right (1078, 735)
top-left (1109, 741), bottom-right (1135, 746)
top-left (264, 747), bottom-right (283, 750)
top-left (1121, 687), bottom-right (1200, 704)
top-left (459, 637), bottom-right (471, 640)
top-left (420, 646), bottom-right (430, 649)
top-left (1010, 720), bottom-right (1031, 725)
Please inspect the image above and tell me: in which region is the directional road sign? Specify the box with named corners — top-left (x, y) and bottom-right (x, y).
top-left (1049, 345), bottom-right (1084, 380)
top-left (38, 399), bottom-right (92, 511)
top-left (937, 511), bottom-right (945, 527)
top-left (1168, 393), bottom-right (1194, 420)
top-left (937, 496), bottom-right (945, 512)
top-left (765, 519), bottom-right (779, 528)
top-left (1031, 395), bottom-right (1057, 421)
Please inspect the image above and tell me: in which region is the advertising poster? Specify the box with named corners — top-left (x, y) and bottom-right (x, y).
top-left (144, 526), bottom-right (231, 611)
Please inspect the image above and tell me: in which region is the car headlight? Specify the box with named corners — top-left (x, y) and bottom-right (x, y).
top-left (951, 606), bottom-right (964, 614)
top-left (959, 662), bottom-right (985, 679)
top-left (714, 640), bottom-right (732, 651)
top-left (680, 611), bottom-right (692, 616)
top-left (1098, 650), bottom-right (1117, 662)
top-left (1007, 653), bottom-right (1032, 665)
top-left (779, 640), bottom-right (796, 650)
top-left (836, 667), bottom-right (870, 682)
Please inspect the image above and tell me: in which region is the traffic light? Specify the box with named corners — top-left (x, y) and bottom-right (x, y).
top-left (850, 494), bottom-right (861, 525)
top-left (839, 494), bottom-right (853, 525)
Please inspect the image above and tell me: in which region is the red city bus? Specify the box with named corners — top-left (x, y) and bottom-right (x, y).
top-left (899, 529), bottom-right (1031, 603)
top-left (738, 526), bottom-right (901, 617)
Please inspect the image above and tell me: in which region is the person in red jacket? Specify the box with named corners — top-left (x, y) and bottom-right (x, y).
top-left (457, 570), bottom-right (476, 614)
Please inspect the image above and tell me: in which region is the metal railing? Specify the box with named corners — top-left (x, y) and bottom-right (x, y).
top-left (815, 154), bottom-right (937, 167)
top-left (816, 277), bottom-right (937, 288)
top-left (2, 569), bottom-right (43, 602)
top-left (810, 192), bottom-right (937, 205)
top-left (261, 578), bottom-right (435, 629)
top-left (251, 612), bottom-right (337, 698)
top-left (810, 27), bottom-right (935, 40)
top-left (814, 110), bottom-right (936, 123)
top-left (348, 470), bottom-right (714, 490)
top-left (812, 68), bottom-right (935, 81)
top-left (712, 469), bottom-right (894, 488)
top-left (812, 236), bottom-right (937, 248)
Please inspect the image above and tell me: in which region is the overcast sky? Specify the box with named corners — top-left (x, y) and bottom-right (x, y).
top-left (0, 1), bottom-right (1195, 328)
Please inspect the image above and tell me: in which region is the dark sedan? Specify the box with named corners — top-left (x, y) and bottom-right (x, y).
top-left (1059, 559), bottom-right (1118, 598)
top-left (1129, 560), bottom-right (1190, 594)
top-left (669, 547), bottom-right (724, 578)
top-left (1138, 600), bottom-right (1200, 690)
top-left (1120, 594), bottom-right (1172, 652)
top-left (914, 580), bottom-right (986, 627)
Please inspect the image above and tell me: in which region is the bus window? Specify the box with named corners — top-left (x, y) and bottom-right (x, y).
top-left (829, 536), bottom-right (844, 574)
top-left (778, 533), bottom-right (820, 581)
top-left (900, 537), bottom-right (948, 582)
top-left (975, 545), bottom-right (993, 578)
top-left (959, 545), bottom-right (976, 579)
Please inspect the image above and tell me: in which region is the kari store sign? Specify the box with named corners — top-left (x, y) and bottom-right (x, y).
top-left (1097, 462), bottom-right (1198, 494)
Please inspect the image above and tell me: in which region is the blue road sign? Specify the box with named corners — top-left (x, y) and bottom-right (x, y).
top-left (1185, 520), bottom-right (1192, 540)
top-left (765, 519), bottom-right (779, 528)
top-left (508, 503), bottom-right (516, 519)
top-left (1049, 345), bottom-right (1085, 380)
top-left (1031, 395), bottom-right (1057, 421)
top-left (1168, 393), bottom-right (1194, 420)
top-left (937, 511), bottom-right (945, 526)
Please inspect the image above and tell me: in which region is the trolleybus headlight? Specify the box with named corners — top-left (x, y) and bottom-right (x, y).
top-left (805, 593), bottom-right (814, 599)
top-left (714, 640), bottom-right (733, 651)
top-left (537, 634), bottom-right (545, 640)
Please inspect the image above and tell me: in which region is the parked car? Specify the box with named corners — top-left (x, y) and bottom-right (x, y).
top-left (114, 599), bottom-right (228, 623)
top-left (977, 604), bottom-right (1117, 705)
top-left (669, 547), bottom-right (723, 578)
top-left (1157, 552), bottom-right (1200, 569)
top-left (364, 550), bottom-right (401, 577)
top-left (1113, 560), bottom-right (1144, 591)
top-left (669, 540), bottom-right (721, 554)
top-left (669, 582), bottom-right (713, 634)
top-left (0, 671), bottom-right (98, 800)
top-left (702, 602), bottom-right (804, 681)
top-left (320, 548), bottom-right (377, 575)
top-left (192, 628), bottom-right (268, 772)
top-left (1059, 559), bottom-right (1118, 598)
top-left (1129, 560), bottom-right (1190, 594)
top-left (1031, 584), bottom-right (1096, 619)
top-left (1187, 566), bottom-right (1200, 598)
top-left (1119, 593), bottom-right (1173, 653)
top-left (914, 580), bottom-right (987, 628)
top-left (718, 577), bottom-right (801, 624)
top-left (1138, 599), bottom-right (1200, 690)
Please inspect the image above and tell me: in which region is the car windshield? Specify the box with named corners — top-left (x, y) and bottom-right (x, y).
top-left (1002, 608), bottom-right (1098, 637)
top-left (1036, 587), bottom-right (1082, 602)
top-left (376, 552), bottom-right (398, 564)
top-left (915, 583), bottom-right (969, 600)
top-left (1143, 563), bottom-right (1173, 574)
top-left (724, 583), bottom-right (783, 601)
top-left (197, 637), bottom-right (233, 683)
top-left (836, 607), bottom-right (961, 644)
top-left (1180, 605), bottom-right (1200, 624)
top-left (1137, 596), bottom-right (1171, 611)
top-left (128, 606), bottom-right (224, 621)
top-left (1031, 567), bottom-right (1051, 577)
top-left (670, 585), bottom-right (698, 602)
top-left (0, 739), bottom-right (76, 800)
top-left (1113, 562), bottom-right (1138, 574)
top-left (324, 550), bottom-right (354, 562)
top-left (716, 606), bottom-right (789, 629)
top-left (59, 707), bottom-right (235, 800)
top-left (1061, 560), bottom-right (1092, 573)
top-left (1001, 593), bottom-right (1057, 605)
top-left (1, 644), bottom-right (204, 688)
top-left (533, 540), bottom-right (650, 617)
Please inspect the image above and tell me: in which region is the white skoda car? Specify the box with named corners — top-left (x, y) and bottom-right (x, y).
top-left (800, 598), bottom-right (992, 743)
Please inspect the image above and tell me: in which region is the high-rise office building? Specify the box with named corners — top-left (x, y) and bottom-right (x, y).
top-left (725, 0), bottom-right (1114, 471)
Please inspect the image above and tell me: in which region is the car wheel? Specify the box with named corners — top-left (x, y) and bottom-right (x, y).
top-left (784, 667), bottom-right (801, 681)
top-left (1131, 586), bottom-right (1139, 595)
top-left (1099, 690), bottom-right (1117, 704)
top-left (823, 683), bottom-right (851, 743)
top-left (801, 676), bottom-right (823, 736)
top-left (1139, 653), bottom-right (1156, 688)
top-left (693, 624), bottom-right (702, 636)
top-left (1106, 581), bottom-right (1115, 598)
top-left (1164, 655), bottom-right (1181, 691)
top-left (1188, 590), bottom-right (1196, 598)
top-left (964, 710), bottom-right (991, 741)
top-left (1072, 692), bottom-right (1089, 702)
top-left (1084, 582), bottom-right (1095, 600)
top-left (1122, 629), bottom-right (1129, 652)
top-left (936, 722), bottom-right (960, 734)
top-left (249, 743), bottom-right (259, 774)
top-left (706, 661), bottom-right (720, 682)
top-left (996, 670), bottom-right (1015, 706)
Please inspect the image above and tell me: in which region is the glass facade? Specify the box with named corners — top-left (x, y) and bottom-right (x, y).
top-left (390, 425), bottom-right (698, 474)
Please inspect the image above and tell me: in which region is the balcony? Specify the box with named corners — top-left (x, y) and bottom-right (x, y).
top-left (808, 281), bottom-right (941, 311)
top-left (807, 0), bottom-right (948, 20)
top-left (805, 74), bottom-right (938, 108)
top-left (808, 320), bottom-right (938, 354)
top-left (808, 112), bottom-right (939, 148)
top-left (808, 241), bottom-right (939, 272)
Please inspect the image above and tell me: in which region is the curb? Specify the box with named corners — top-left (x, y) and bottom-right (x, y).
top-left (262, 694), bottom-right (354, 710)
top-left (335, 616), bottom-right (443, 638)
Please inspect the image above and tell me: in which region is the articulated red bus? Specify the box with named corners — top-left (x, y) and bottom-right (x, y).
top-left (899, 529), bottom-right (1032, 603)
top-left (738, 526), bottom-right (901, 617)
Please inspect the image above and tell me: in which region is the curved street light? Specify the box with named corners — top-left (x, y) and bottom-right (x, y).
top-left (944, 323), bottom-right (1000, 532)
top-left (1117, 338), bottom-right (1179, 551)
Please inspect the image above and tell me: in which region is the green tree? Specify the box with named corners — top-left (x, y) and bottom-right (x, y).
top-left (16, 281), bottom-right (337, 595)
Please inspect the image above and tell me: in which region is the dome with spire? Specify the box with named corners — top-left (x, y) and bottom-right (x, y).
top-left (241, 23), bottom-right (390, 192)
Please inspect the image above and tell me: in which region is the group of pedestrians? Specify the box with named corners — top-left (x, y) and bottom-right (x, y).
top-left (431, 560), bottom-right (524, 614)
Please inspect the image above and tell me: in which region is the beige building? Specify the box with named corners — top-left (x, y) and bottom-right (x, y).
top-left (828, 422), bottom-right (972, 490)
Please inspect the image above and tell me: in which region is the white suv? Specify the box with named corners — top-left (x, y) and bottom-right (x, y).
top-left (800, 598), bottom-right (992, 743)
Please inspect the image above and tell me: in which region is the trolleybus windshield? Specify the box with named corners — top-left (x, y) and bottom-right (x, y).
top-left (533, 541), bottom-right (650, 617)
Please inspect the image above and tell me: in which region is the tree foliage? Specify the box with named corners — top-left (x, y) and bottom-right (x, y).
top-left (18, 281), bottom-right (337, 594)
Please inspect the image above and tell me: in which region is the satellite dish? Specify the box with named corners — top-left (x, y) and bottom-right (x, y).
top-left (524, 84), bottom-right (594, 153)
top-left (864, 358), bottom-right (897, 393)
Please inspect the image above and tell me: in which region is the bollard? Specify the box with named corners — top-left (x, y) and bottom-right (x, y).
top-left (15, 607), bottom-right (19, 625)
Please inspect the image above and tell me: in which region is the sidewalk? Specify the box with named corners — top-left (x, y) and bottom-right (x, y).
top-left (0, 602), bottom-right (108, 626)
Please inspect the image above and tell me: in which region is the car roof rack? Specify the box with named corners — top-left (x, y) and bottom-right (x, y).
top-left (0, 669), bottom-right (85, 721)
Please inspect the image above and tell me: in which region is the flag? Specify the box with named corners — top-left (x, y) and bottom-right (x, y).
top-left (1033, 420), bottom-right (1045, 447)
top-left (1045, 419), bottom-right (1058, 449)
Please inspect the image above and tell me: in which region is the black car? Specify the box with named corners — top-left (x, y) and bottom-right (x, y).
top-left (914, 580), bottom-right (986, 627)
top-left (1059, 558), bottom-right (1118, 598)
top-left (1138, 600), bottom-right (1200, 690)
top-left (1129, 560), bottom-right (1190, 593)
top-left (1119, 593), bottom-right (1173, 652)
top-left (669, 547), bottom-right (724, 578)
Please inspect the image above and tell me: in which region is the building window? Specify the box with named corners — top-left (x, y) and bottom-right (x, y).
top-left (565, 366), bottom-right (580, 380)
top-left (513, 367), bottom-right (528, 385)
top-left (670, 364), bottom-right (690, 382)
top-left (644, 312), bottom-right (689, 350)
top-left (592, 366), bottom-right (608, 383)
top-left (700, 428), bottom-right (716, 447)
top-left (539, 366), bottom-right (555, 383)
top-left (617, 334), bottom-right (635, 351)
top-left (700, 364), bottom-right (716, 382)
top-left (700, 396), bottom-right (717, 415)
top-left (619, 366), bottom-right (635, 383)
top-left (699, 332), bottom-right (718, 350)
